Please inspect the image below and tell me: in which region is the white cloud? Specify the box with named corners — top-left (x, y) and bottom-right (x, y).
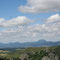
top-left (0, 18), bottom-right (5, 27)
top-left (27, 14), bottom-right (60, 41)
top-left (0, 14), bottom-right (60, 43)
top-left (46, 14), bottom-right (60, 33)
top-left (0, 18), bottom-right (5, 23)
top-left (46, 14), bottom-right (60, 23)
top-left (19, 0), bottom-right (60, 13)
top-left (0, 16), bottom-right (32, 27)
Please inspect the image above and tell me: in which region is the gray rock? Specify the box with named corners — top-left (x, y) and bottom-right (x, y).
top-left (42, 56), bottom-right (50, 60)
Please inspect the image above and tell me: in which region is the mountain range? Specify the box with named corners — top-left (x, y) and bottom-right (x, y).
top-left (0, 39), bottom-right (60, 48)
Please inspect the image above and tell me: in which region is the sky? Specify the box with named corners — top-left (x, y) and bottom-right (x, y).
top-left (0, 0), bottom-right (60, 43)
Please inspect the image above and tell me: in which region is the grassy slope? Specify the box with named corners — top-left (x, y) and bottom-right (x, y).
top-left (0, 46), bottom-right (60, 59)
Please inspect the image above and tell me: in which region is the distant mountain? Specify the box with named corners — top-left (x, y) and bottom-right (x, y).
top-left (0, 39), bottom-right (60, 48)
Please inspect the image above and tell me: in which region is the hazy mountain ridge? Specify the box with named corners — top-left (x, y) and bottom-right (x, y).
top-left (0, 39), bottom-right (60, 48)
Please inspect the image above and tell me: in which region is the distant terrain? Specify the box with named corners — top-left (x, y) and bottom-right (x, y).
top-left (0, 39), bottom-right (60, 48)
top-left (0, 40), bottom-right (60, 60)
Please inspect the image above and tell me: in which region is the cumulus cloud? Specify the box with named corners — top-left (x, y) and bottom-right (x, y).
top-left (27, 14), bottom-right (60, 41)
top-left (46, 14), bottom-right (60, 33)
top-left (19, 0), bottom-right (60, 13)
top-left (46, 14), bottom-right (60, 23)
top-left (0, 14), bottom-right (60, 42)
top-left (0, 16), bottom-right (32, 27)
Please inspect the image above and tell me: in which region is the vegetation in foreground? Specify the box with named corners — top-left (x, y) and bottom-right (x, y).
top-left (0, 46), bottom-right (60, 60)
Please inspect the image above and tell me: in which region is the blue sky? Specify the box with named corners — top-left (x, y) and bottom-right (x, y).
top-left (0, 0), bottom-right (60, 43)
top-left (0, 0), bottom-right (26, 19)
top-left (0, 0), bottom-right (59, 20)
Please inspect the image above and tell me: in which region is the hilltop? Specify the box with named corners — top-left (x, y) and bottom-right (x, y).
top-left (0, 39), bottom-right (60, 48)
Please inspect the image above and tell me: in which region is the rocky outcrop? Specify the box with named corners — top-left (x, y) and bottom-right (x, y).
top-left (20, 53), bottom-right (29, 60)
top-left (42, 52), bottom-right (59, 60)
top-left (42, 56), bottom-right (50, 60)
top-left (20, 48), bottom-right (59, 60)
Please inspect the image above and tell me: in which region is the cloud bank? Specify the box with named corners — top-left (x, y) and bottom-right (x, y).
top-left (0, 14), bottom-right (60, 43)
top-left (19, 0), bottom-right (60, 13)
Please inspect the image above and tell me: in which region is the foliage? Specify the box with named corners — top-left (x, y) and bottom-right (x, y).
top-left (0, 46), bottom-right (59, 60)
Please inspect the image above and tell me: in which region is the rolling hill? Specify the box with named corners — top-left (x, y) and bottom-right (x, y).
top-left (0, 39), bottom-right (60, 48)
